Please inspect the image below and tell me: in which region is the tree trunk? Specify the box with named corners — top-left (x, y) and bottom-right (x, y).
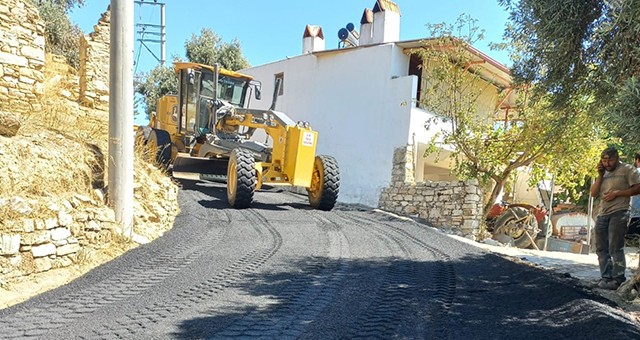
top-left (482, 176), bottom-right (508, 220)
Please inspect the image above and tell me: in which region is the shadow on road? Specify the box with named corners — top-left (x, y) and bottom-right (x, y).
top-left (176, 178), bottom-right (312, 211)
top-left (171, 254), bottom-right (640, 339)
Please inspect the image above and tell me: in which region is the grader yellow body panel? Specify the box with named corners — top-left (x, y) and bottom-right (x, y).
top-left (154, 95), bottom-right (179, 134)
top-left (283, 127), bottom-right (317, 187)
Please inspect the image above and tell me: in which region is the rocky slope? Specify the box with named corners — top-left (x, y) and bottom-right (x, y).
top-left (0, 54), bottom-right (179, 309)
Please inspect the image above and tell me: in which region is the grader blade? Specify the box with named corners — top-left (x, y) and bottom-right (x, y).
top-left (171, 155), bottom-right (229, 181)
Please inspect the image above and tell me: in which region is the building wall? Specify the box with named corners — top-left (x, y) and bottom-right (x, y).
top-left (0, 0), bottom-right (45, 114)
top-left (242, 43), bottom-right (417, 207)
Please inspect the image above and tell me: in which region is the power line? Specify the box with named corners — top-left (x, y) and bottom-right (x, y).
top-left (134, 0), bottom-right (165, 71)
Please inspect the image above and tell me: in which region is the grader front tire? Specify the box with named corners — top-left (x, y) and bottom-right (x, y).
top-left (227, 149), bottom-right (257, 209)
top-left (308, 155), bottom-right (340, 211)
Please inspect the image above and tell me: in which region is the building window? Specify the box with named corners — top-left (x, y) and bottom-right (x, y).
top-left (274, 72), bottom-right (284, 96)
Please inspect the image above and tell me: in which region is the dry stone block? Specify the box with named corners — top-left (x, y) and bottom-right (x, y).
top-left (58, 210), bottom-right (73, 226)
top-left (21, 230), bottom-right (50, 245)
top-left (0, 234), bottom-right (21, 255)
top-left (56, 243), bottom-right (80, 256)
top-left (22, 219), bottom-right (35, 232)
top-left (51, 227), bottom-right (71, 241)
top-left (0, 51), bottom-right (27, 66)
top-left (44, 217), bottom-right (58, 229)
top-left (31, 243), bottom-right (56, 258)
top-left (0, 110), bottom-right (20, 136)
top-left (34, 257), bottom-right (51, 272)
top-left (52, 256), bottom-right (73, 268)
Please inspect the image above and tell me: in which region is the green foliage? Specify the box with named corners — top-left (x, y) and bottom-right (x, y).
top-left (606, 77), bottom-right (640, 151)
top-left (134, 65), bottom-right (177, 117)
top-left (498, 0), bottom-right (602, 105)
top-left (31, 0), bottom-right (85, 11)
top-left (184, 28), bottom-right (250, 71)
top-left (417, 15), bottom-right (607, 217)
top-left (136, 28), bottom-right (250, 117)
top-left (29, 0), bottom-right (83, 69)
top-left (499, 0), bottom-right (640, 146)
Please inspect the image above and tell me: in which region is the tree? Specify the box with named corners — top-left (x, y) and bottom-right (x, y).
top-left (417, 15), bottom-right (607, 218)
top-left (135, 28), bottom-right (250, 116)
top-left (184, 28), bottom-right (250, 71)
top-left (134, 65), bottom-right (177, 118)
top-left (499, 0), bottom-right (640, 302)
top-left (29, 0), bottom-right (84, 69)
top-left (31, 0), bottom-right (85, 11)
top-left (499, 0), bottom-right (640, 151)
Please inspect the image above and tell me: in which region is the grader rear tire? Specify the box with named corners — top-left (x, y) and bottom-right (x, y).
top-left (227, 149), bottom-right (256, 209)
top-left (308, 155), bottom-right (340, 211)
top-left (147, 128), bottom-right (172, 167)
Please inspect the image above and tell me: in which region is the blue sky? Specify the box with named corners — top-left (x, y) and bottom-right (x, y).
top-left (69, 0), bottom-right (511, 76)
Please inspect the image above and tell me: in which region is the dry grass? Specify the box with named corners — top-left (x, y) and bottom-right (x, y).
top-left (0, 55), bottom-right (106, 225)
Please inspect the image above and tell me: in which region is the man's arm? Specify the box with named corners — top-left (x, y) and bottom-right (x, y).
top-left (590, 177), bottom-right (603, 197)
top-left (602, 183), bottom-right (640, 202)
top-left (590, 161), bottom-right (606, 197)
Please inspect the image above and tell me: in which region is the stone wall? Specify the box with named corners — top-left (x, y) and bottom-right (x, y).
top-left (0, 0), bottom-right (45, 114)
top-left (0, 195), bottom-right (117, 278)
top-left (79, 7), bottom-right (110, 110)
top-left (378, 146), bottom-right (484, 237)
top-left (390, 144), bottom-right (415, 186)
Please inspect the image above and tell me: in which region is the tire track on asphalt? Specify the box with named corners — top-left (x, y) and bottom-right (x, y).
top-left (81, 208), bottom-right (283, 339)
top-left (340, 210), bottom-right (456, 340)
top-left (0, 207), bottom-right (231, 340)
top-left (213, 209), bottom-right (351, 339)
top-left (325, 210), bottom-right (424, 339)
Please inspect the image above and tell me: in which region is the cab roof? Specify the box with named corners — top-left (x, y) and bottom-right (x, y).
top-left (173, 62), bottom-right (254, 81)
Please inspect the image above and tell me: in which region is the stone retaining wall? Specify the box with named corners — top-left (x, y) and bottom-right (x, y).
top-left (378, 146), bottom-right (484, 237)
top-left (0, 0), bottom-right (45, 114)
top-left (79, 7), bottom-right (110, 110)
top-left (0, 195), bottom-right (117, 279)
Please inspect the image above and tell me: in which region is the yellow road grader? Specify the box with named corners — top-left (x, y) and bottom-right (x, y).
top-left (138, 62), bottom-right (339, 210)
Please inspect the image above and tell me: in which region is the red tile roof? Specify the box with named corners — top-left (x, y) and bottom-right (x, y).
top-left (360, 8), bottom-right (373, 24)
top-left (373, 0), bottom-right (401, 15)
top-left (303, 25), bottom-right (324, 39)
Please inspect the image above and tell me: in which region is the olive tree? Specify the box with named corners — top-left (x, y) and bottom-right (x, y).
top-left (28, 0), bottom-right (84, 69)
top-left (417, 15), bottom-right (607, 218)
top-left (184, 28), bottom-right (249, 71)
top-left (499, 0), bottom-right (640, 151)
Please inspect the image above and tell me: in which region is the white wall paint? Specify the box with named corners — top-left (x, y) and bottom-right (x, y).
top-left (302, 36), bottom-right (325, 54)
top-left (372, 11), bottom-right (400, 44)
top-left (242, 44), bottom-right (414, 207)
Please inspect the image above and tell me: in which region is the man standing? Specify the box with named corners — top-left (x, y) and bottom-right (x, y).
top-left (590, 147), bottom-right (640, 290)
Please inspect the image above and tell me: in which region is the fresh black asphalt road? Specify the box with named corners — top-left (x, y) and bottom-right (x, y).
top-left (1, 178), bottom-right (639, 339)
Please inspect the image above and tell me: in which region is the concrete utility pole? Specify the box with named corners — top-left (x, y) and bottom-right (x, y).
top-left (108, 0), bottom-right (134, 237)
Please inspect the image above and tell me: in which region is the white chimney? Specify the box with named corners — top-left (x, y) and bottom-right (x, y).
top-left (302, 25), bottom-right (325, 54)
top-left (359, 8), bottom-right (373, 46)
top-left (371, 0), bottom-right (401, 44)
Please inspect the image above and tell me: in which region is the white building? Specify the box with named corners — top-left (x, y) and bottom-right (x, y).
top-left (241, 0), bottom-right (520, 208)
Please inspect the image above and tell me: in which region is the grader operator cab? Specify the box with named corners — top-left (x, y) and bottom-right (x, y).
top-left (139, 62), bottom-right (339, 210)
